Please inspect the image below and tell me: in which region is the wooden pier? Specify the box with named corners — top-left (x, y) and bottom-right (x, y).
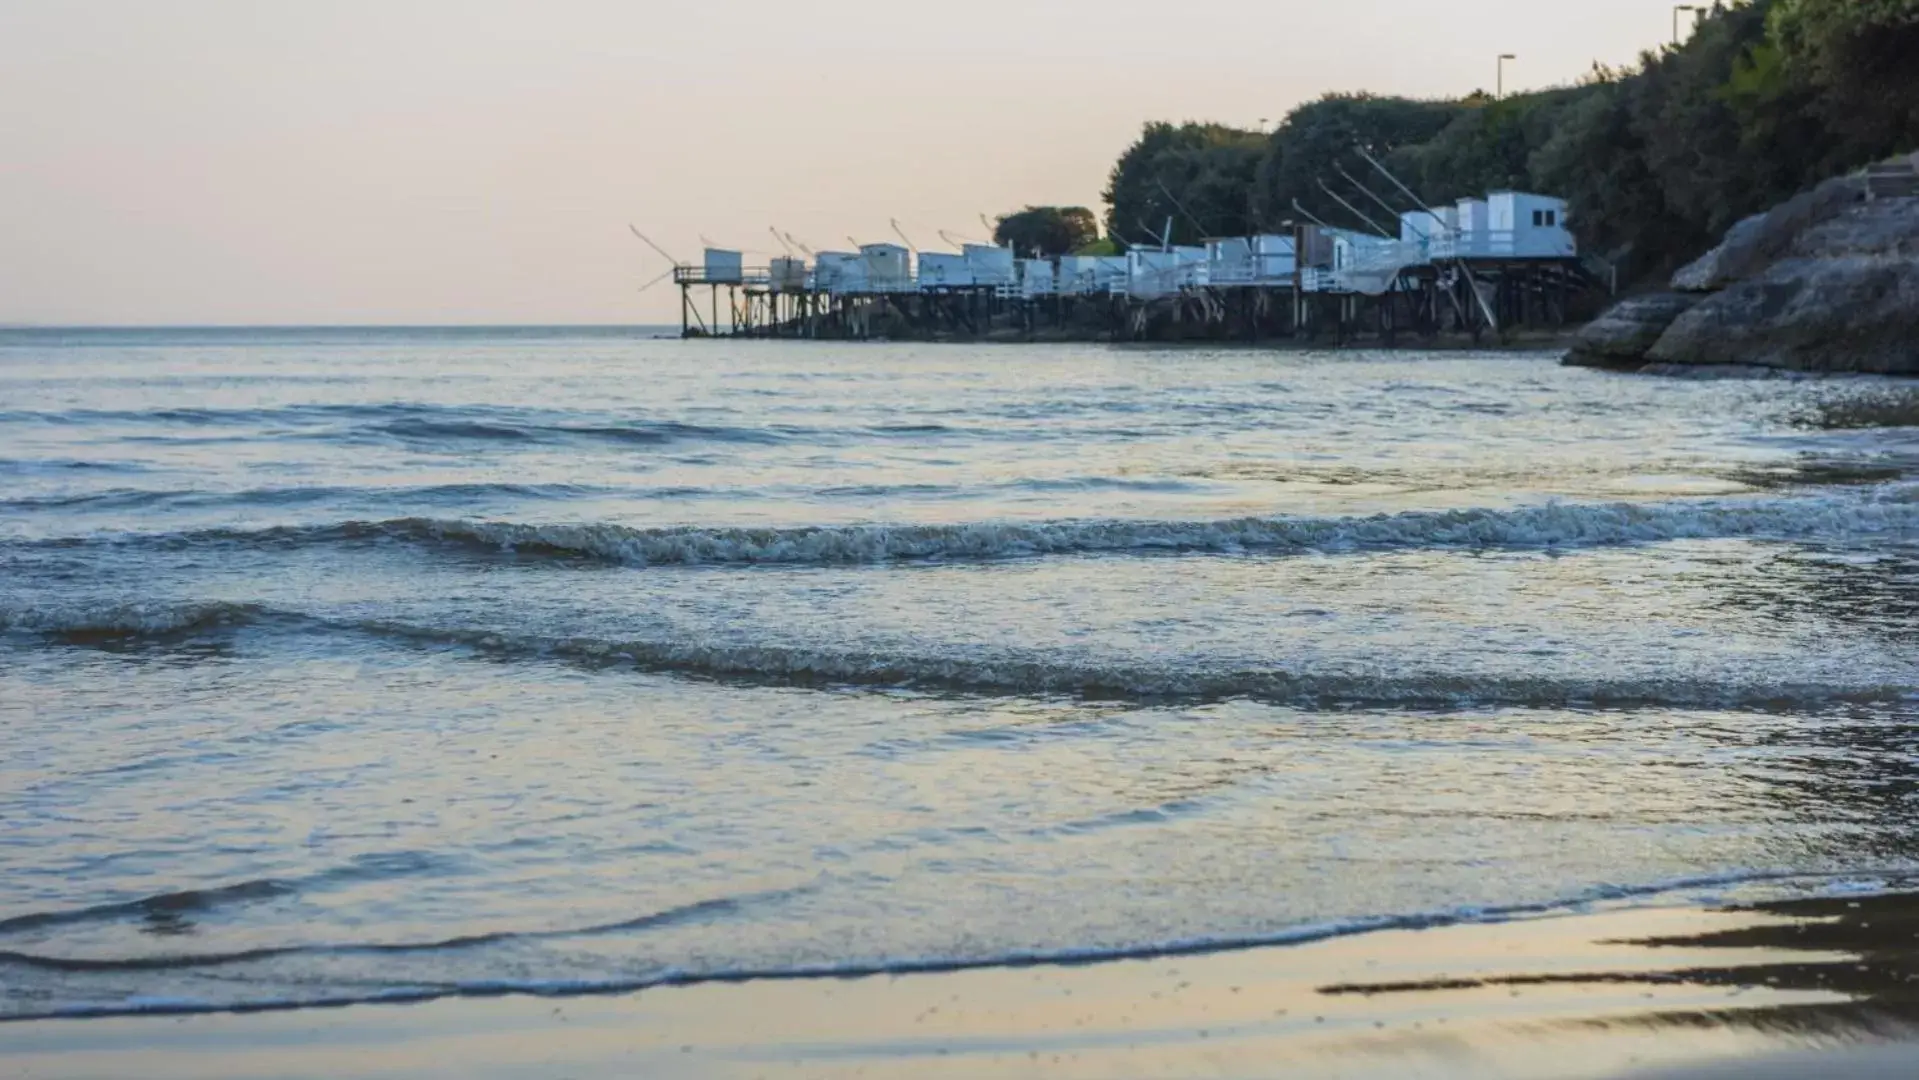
top-left (672, 250), bottom-right (1609, 345)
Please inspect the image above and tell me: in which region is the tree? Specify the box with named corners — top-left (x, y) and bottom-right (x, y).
top-left (1252, 95), bottom-right (1465, 231)
top-left (992, 206), bottom-right (1101, 256)
top-left (1103, 122), bottom-right (1264, 247)
top-left (1529, 83), bottom-right (1677, 277)
top-left (1768, 0), bottom-right (1919, 172)
top-left (1396, 87), bottom-right (1587, 206)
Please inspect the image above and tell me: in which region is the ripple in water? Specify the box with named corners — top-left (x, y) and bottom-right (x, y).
top-left (3, 329), bottom-right (1919, 1020)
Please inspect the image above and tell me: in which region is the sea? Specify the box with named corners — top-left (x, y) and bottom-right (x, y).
top-left (4, 326), bottom-right (1919, 1021)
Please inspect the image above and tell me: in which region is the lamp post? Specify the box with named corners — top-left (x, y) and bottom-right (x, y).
top-left (1673, 4), bottom-right (1698, 45)
top-left (1496, 54), bottom-right (1516, 99)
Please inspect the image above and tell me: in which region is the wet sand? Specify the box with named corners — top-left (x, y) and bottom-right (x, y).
top-left (8, 892), bottom-right (1919, 1079)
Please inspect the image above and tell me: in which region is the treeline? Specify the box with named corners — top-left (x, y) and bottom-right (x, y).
top-left (1096, 0), bottom-right (1919, 286)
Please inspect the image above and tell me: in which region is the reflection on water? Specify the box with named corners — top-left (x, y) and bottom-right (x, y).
top-left (1321, 891), bottom-right (1919, 1048)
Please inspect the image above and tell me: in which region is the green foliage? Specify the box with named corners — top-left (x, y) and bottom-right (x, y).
top-left (992, 206), bottom-right (1101, 257)
top-left (1768, 0), bottom-right (1919, 172)
top-left (1396, 88), bottom-right (1592, 206)
top-left (1102, 122), bottom-right (1265, 246)
top-left (1071, 238), bottom-right (1120, 256)
top-left (1252, 94), bottom-right (1465, 230)
top-left (1099, 0), bottom-right (1918, 286)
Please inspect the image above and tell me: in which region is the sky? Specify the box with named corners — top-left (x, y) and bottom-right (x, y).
top-left (0, 1), bottom-right (1701, 326)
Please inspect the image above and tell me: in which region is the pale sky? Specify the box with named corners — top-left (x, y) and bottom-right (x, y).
top-left (1, 1), bottom-right (1695, 326)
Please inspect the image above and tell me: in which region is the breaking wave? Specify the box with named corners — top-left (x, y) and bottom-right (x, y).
top-left (21, 493), bottom-right (1919, 567)
top-left (0, 600), bottom-right (268, 641)
top-left (0, 892), bottom-right (792, 974)
top-left (336, 619), bottom-right (1919, 710)
top-left (7, 601), bottom-right (1912, 711)
top-left (397, 497), bottom-right (1919, 565)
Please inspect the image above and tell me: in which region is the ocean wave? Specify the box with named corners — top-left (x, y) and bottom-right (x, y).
top-left (0, 891), bottom-right (787, 974)
top-left (5, 870), bottom-right (1902, 1023)
top-left (0, 477), bottom-right (1208, 516)
top-left (1792, 388), bottom-right (1919, 431)
top-left (0, 458), bottom-right (148, 476)
top-left (32, 493), bottom-right (1913, 568)
top-left (0, 402), bottom-right (828, 448)
top-left (0, 880), bottom-right (297, 936)
top-left (365, 416), bottom-right (793, 446)
top-left (0, 852), bottom-right (454, 938)
top-left (6, 601), bottom-right (1911, 711)
top-left (0, 482), bottom-right (620, 514)
top-left (346, 619), bottom-right (1919, 710)
top-left (0, 600), bottom-right (267, 640)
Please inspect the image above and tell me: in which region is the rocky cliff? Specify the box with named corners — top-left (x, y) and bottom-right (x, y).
top-left (1566, 153), bottom-right (1919, 375)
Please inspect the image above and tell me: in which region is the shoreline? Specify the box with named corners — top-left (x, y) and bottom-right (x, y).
top-left (11, 890), bottom-right (1919, 1079)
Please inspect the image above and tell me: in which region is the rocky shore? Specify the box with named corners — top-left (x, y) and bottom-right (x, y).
top-left (1567, 152), bottom-right (1919, 375)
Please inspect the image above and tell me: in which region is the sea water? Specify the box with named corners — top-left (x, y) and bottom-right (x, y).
top-left (4, 327), bottom-right (1919, 1018)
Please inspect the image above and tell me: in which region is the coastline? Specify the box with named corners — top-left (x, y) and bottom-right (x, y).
top-left (10, 890), bottom-right (1919, 1079)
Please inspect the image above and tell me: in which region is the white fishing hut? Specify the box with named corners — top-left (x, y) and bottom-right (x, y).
top-left (1019, 258), bottom-right (1056, 298)
top-left (1330, 229), bottom-right (1376, 271)
top-left (1057, 255), bottom-right (1127, 295)
top-left (1254, 235), bottom-right (1297, 282)
top-left (1208, 235), bottom-right (1296, 285)
top-left (1487, 192), bottom-right (1575, 258)
top-left (813, 251), bottom-right (866, 294)
top-left (860, 243), bottom-right (911, 291)
top-left (1397, 209), bottom-right (1455, 258)
top-left (1431, 193), bottom-right (1574, 259)
top-left (1126, 247), bottom-right (1209, 298)
top-left (1297, 228), bottom-right (1387, 292)
top-left (1126, 250), bottom-right (1179, 298)
top-left (1456, 198), bottom-right (1490, 240)
top-left (703, 248), bottom-right (744, 284)
top-left (768, 257), bottom-right (808, 292)
top-left (1433, 198), bottom-right (1492, 260)
top-left (963, 244), bottom-right (1017, 288)
top-left (917, 251), bottom-right (971, 289)
top-left (1205, 238), bottom-right (1254, 285)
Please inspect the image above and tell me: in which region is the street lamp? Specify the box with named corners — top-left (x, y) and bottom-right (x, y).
top-left (1496, 54), bottom-right (1516, 99)
top-left (1673, 5), bottom-right (1698, 45)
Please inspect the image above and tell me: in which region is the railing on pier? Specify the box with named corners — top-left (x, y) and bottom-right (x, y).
top-left (673, 265), bottom-right (774, 288)
top-left (1428, 232), bottom-right (1577, 261)
top-left (675, 264), bottom-right (1034, 300)
top-left (1205, 261), bottom-right (1299, 288)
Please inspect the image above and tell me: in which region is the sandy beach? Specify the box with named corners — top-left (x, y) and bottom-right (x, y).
top-left (8, 890), bottom-right (1919, 1079)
